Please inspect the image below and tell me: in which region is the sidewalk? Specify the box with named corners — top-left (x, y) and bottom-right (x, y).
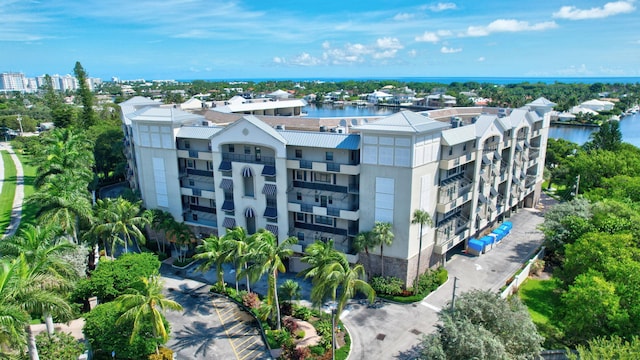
top-left (0, 142), bottom-right (24, 238)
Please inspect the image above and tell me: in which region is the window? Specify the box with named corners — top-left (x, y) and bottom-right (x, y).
top-left (463, 144), bottom-right (467, 151)
top-left (295, 170), bottom-right (305, 181)
top-left (296, 212), bottom-right (305, 221)
top-left (207, 161), bottom-right (213, 170)
top-left (297, 232), bottom-right (305, 242)
top-left (192, 214), bottom-right (198, 221)
top-left (295, 149), bottom-right (302, 158)
top-left (325, 152), bottom-right (334, 161)
top-left (184, 140), bottom-right (190, 149)
top-left (208, 142), bottom-right (212, 151)
top-left (255, 147), bottom-right (261, 161)
top-left (448, 147), bottom-right (453, 156)
top-left (328, 196), bottom-right (333, 204)
top-left (315, 216), bottom-right (333, 226)
top-left (187, 159), bottom-right (194, 168)
top-left (314, 172), bottom-right (331, 183)
top-left (189, 179), bottom-right (195, 186)
top-left (244, 146), bottom-right (251, 155)
top-left (244, 175), bottom-right (254, 197)
top-left (229, 144), bottom-right (235, 153)
top-left (190, 197), bottom-right (198, 204)
top-left (297, 192), bottom-right (302, 201)
top-left (315, 194), bottom-right (319, 203)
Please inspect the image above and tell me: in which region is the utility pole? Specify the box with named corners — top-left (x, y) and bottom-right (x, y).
top-left (451, 277), bottom-right (458, 315)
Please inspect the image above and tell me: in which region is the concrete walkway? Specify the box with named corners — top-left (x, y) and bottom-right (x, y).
top-left (0, 142), bottom-right (24, 238)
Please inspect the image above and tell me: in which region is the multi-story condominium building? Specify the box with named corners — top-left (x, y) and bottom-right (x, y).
top-left (0, 72), bottom-right (29, 92)
top-left (120, 96), bottom-right (555, 285)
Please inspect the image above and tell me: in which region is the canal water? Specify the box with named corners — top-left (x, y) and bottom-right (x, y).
top-left (304, 104), bottom-right (640, 148)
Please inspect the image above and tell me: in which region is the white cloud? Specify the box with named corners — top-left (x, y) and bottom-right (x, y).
top-left (556, 64), bottom-right (591, 76)
top-left (407, 49), bottom-right (417, 57)
top-left (289, 53), bottom-right (323, 66)
top-left (273, 57), bottom-right (285, 64)
top-left (426, 2), bottom-right (457, 12)
top-left (465, 19), bottom-right (558, 37)
top-left (415, 31), bottom-right (440, 43)
top-left (553, 1), bottom-right (635, 20)
top-left (477, 56), bottom-right (485, 62)
top-left (441, 46), bottom-right (462, 53)
top-left (376, 37), bottom-right (403, 50)
top-left (393, 13), bottom-right (414, 21)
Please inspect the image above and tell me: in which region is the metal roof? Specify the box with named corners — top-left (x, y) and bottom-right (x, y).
top-left (354, 110), bottom-right (449, 134)
top-left (176, 126), bottom-right (222, 139)
top-left (279, 131), bottom-right (360, 150)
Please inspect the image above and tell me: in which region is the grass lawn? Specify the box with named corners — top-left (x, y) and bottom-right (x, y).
top-left (0, 150), bottom-right (17, 233)
top-left (15, 152), bottom-right (38, 230)
top-left (519, 277), bottom-right (565, 348)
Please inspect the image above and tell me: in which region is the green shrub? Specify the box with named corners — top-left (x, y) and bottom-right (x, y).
top-left (210, 283), bottom-right (227, 294)
top-left (293, 305), bottom-right (312, 321)
top-left (314, 320), bottom-right (332, 337)
top-left (34, 331), bottom-right (85, 360)
top-left (309, 345), bottom-right (326, 356)
top-left (265, 329), bottom-right (291, 349)
top-left (370, 276), bottom-right (405, 296)
top-left (295, 330), bottom-right (306, 339)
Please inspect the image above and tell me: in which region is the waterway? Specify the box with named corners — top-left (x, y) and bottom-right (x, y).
top-left (304, 104), bottom-right (640, 148)
top-left (548, 113), bottom-right (640, 147)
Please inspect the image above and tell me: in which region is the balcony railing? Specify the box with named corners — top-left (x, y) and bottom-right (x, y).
top-left (294, 222), bottom-right (348, 236)
top-left (185, 168), bottom-right (214, 177)
top-left (292, 180), bottom-right (348, 193)
top-left (222, 152), bottom-right (275, 166)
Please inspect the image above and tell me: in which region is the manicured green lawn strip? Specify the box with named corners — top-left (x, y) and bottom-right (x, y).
top-left (519, 278), bottom-right (562, 326)
top-left (15, 152), bottom-right (38, 230)
top-left (0, 150), bottom-right (17, 233)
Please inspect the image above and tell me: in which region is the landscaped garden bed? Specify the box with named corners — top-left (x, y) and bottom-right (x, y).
top-left (371, 267), bottom-right (448, 303)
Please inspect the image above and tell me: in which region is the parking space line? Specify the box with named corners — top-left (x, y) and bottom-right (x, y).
top-left (212, 299), bottom-right (241, 360)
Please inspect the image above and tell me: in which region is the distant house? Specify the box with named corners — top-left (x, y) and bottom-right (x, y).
top-left (366, 90), bottom-right (393, 104)
top-left (267, 89), bottom-right (292, 100)
top-left (181, 97), bottom-right (207, 111)
top-left (580, 99), bottom-right (614, 112)
top-left (417, 94), bottom-right (457, 108)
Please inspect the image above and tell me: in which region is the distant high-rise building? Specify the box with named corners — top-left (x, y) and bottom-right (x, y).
top-left (0, 72), bottom-right (28, 92)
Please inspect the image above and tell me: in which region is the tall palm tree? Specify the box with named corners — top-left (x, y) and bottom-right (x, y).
top-left (92, 198), bottom-right (149, 256)
top-left (0, 224), bottom-right (79, 335)
top-left (194, 235), bottom-right (227, 288)
top-left (246, 230), bottom-right (297, 330)
top-left (411, 209), bottom-right (433, 295)
top-left (27, 177), bottom-right (93, 244)
top-left (371, 222), bottom-right (394, 277)
top-left (32, 128), bottom-right (94, 189)
top-left (115, 276), bottom-right (183, 354)
top-left (300, 239), bottom-right (344, 281)
top-left (0, 256), bottom-right (73, 359)
top-left (222, 227), bottom-right (252, 292)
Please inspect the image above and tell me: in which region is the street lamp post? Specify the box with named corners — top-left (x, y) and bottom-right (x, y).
top-left (331, 307), bottom-right (337, 360)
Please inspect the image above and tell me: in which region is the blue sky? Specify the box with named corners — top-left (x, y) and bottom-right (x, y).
top-left (1, 0), bottom-right (639, 80)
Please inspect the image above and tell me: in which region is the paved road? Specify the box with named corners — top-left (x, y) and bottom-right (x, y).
top-left (343, 195), bottom-right (552, 360)
top-left (0, 142), bottom-right (24, 238)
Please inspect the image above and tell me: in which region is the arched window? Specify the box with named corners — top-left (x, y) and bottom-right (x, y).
top-left (242, 166), bottom-right (254, 197)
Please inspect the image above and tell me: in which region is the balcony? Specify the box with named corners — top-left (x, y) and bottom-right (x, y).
top-left (525, 175), bottom-right (537, 188)
top-left (177, 149), bottom-right (212, 160)
top-left (286, 159), bottom-right (360, 175)
top-left (292, 180), bottom-right (348, 193)
top-left (180, 187), bottom-right (215, 199)
top-left (294, 222), bottom-right (348, 236)
top-left (183, 211), bottom-right (217, 228)
top-left (222, 152), bottom-right (275, 166)
top-left (434, 230), bottom-right (467, 255)
top-left (288, 202), bottom-right (359, 220)
top-left (439, 152), bottom-right (476, 170)
top-left (188, 204), bottom-right (216, 214)
top-left (348, 183), bottom-right (359, 194)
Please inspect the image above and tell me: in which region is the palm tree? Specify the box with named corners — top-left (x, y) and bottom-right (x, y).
top-left (245, 230), bottom-right (297, 330)
top-left (27, 177), bottom-right (93, 244)
top-left (278, 279), bottom-right (302, 305)
top-left (115, 275), bottom-right (183, 354)
top-left (310, 254), bottom-right (375, 318)
top-left (166, 222), bottom-right (193, 263)
top-left (353, 231), bottom-right (376, 273)
top-left (92, 198), bottom-right (149, 256)
top-left (142, 209), bottom-right (174, 256)
top-left (371, 222), bottom-right (394, 277)
top-left (300, 239), bottom-right (344, 281)
top-left (32, 128), bottom-right (94, 189)
top-left (411, 209), bottom-right (433, 295)
top-left (222, 227), bottom-right (253, 292)
top-left (0, 256), bottom-right (73, 359)
top-left (0, 224), bottom-right (79, 335)
top-left (193, 235), bottom-right (228, 288)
